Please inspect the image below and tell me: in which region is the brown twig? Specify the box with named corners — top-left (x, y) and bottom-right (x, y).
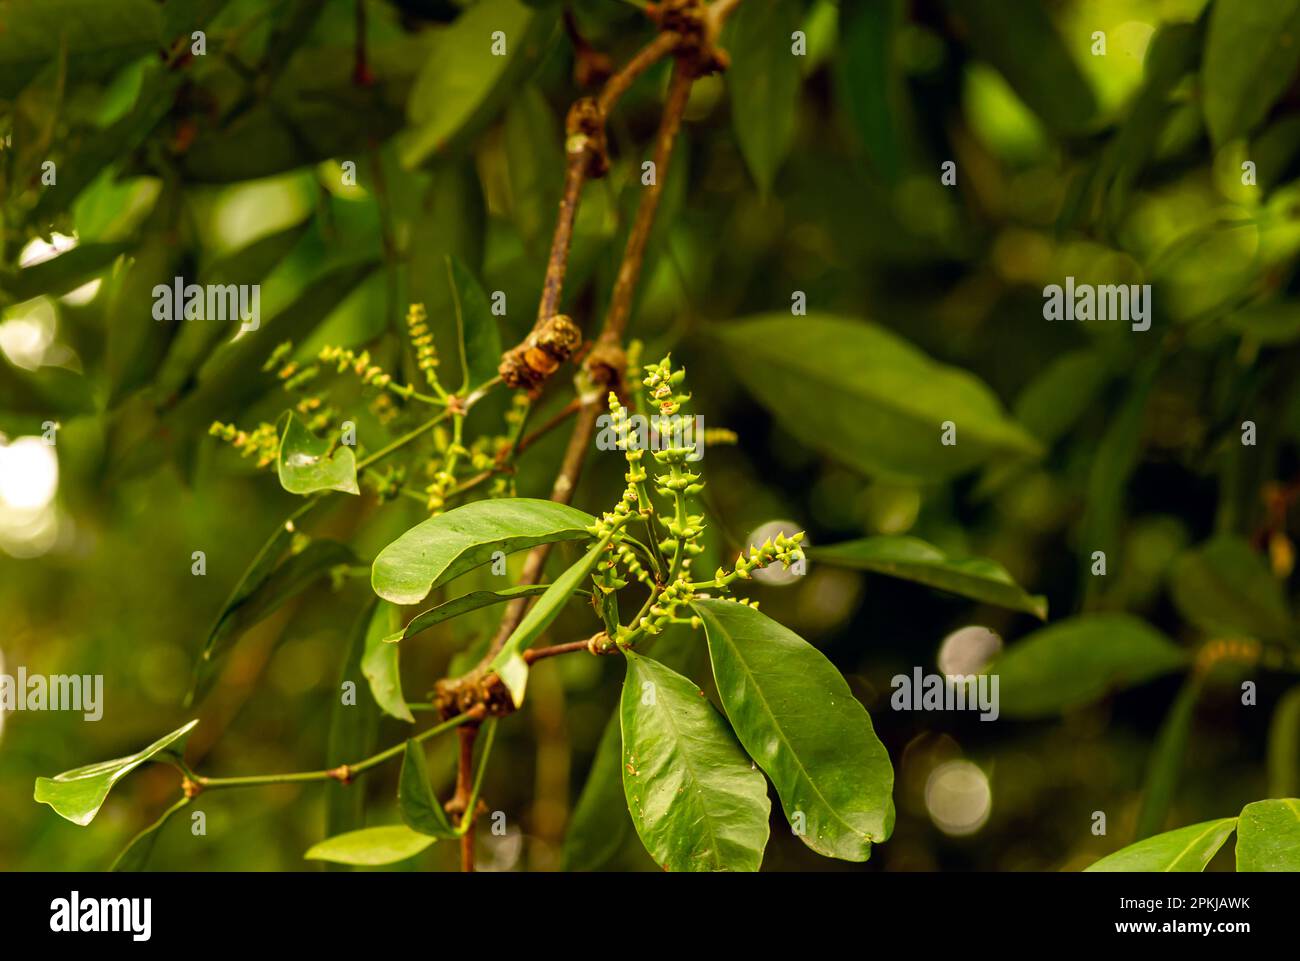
top-left (451, 724), bottom-right (479, 872)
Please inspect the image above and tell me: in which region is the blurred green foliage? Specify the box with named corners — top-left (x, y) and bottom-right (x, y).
top-left (3, 0), bottom-right (1300, 872)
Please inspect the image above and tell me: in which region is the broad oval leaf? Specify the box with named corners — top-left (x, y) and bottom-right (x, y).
top-left (276, 411), bottom-right (360, 496)
top-left (1169, 536), bottom-right (1291, 641)
top-left (401, 0), bottom-right (554, 168)
top-left (620, 651), bottom-right (771, 872)
top-left (490, 533), bottom-right (610, 706)
top-left (1235, 798), bottom-right (1300, 872)
top-left (810, 535), bottom-right (1046, 619)
top-left (35, 720), bottom-right (199, 826)
top-left (989, 614), bottom-right (1188, 718)
top-left (371, 498), bottom-right (596, 606)
top-left (398, 740), bottom-right (458, 839)
top-left (361, 602), bottom-right (413, 723)
top-left (1203, 0), bottom-right (1300, 146)
top-left (386, 584), bottom-right (555, 644)
top-left (714, 314), bottom-right (1040, 481)
top-left (1084, 817), bottom-right (1238, 872)
top-left (694, 598), bottom-right (894, 861)
top-left (111, 797), bottom-right (192, 872)
top-left (727, 0), bottom-right (803, 193)
top-left (304, 825), bottom-right (436, 865)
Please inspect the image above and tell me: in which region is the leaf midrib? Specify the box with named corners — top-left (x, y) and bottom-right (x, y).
top-left (709, 615), bottom-right (874, 848)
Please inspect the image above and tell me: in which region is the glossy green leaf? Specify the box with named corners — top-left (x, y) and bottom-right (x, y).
top-left (398, 740), bottom-right (458, 838)
top-left (304, 825), bottom-right (435, 865)
top-left (1135, 676), bottom-right (1201, 840)
top-left (694, 598), bottom-right (894, 861)
top-left (111, 797), bottom-right (191, 872)
top-left (562, 709), bottom-right (634, 871)
top-left (838, 0), bottom-right (904, 182)
top-left (0, 0), bottom-right (161, 97)
top-left (946, 0), bottom-right (1097, 136)
top-left (447, 256), bottom-right (501, 393)
top-left (989, 614), bottom-right (1188, 718)
top-left (490, 533), bottom-right (610, 707)
top-left (1203, 0), bottom-right (1300, 146)
top-left (620, 651), bottom-right (771, 872)
top-left (361, 602), bottom-right (413, 723)
top-left (1235, 798), bottom-right (1300, 871)
top-left (727, 0), bottom-right (803, 193)
top-left (401, 0), bottom-right (554, 168)
top-left (371, 498), bottom-right (596, 606)
top-left (275, 411), bottom-right (359, 496)
top-left (35, 720), bottom-right (199, 826)
top-left (1084, 817), bottom-right (1237, 872)
top-left (1169, 536), bottom-right (1291, 641)
top-left (810, 535), bottom-right (1046, 619)
top-left (385, 584), bottom-right (555, 644)
top-left (715, 315), bottom-right (1040, 481)
top-left (1268, 686), bottom-right (1300, 799)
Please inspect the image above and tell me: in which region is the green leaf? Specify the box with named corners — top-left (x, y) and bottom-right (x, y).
top-left (562, 709), bottom-right (634, 871)
top-left (0, 0), bottom-right (161, 97)
top-left (1013, 349), bottom-right (1112, 446)
top-left (714, 314), bottom-right (1040, 481)
top-left (727, 0), bottom-right (803, 193)
top-left (1203, 0), bottom-right (1300, 146)
top-left (181, 40), bottom-right (422, 183)
top-left (620, 651), bottom-right (771, 872)
top-left (1169, 536), bottom-right (1292, 641)
top-left (193, 533), bottom-right (355, 702)
top-left (837, 0), bottom-right (905, 182)
top-left (1135, 676), bottom-right (1201, 840)
top-left (1225, 303), bottom-right (1300, 345)
top-left (1084, 818), bottom-right (1237, 872)
top-left (35, 720), bottom-right (199, 826)
top-left (504, 84), bottom-right (563, 260)
top-left (385, 584), bottom-right (555, 644)
top-left (110, 797), bottom-right (191, 872)
top-left (489, 533), bottom-right (610, 707)
top-left (361, 602), bottom-right (413, 723)
top-left (809, 535), bottom-right (1046, 619)
top-left (694, 598), bottom-right (894, 861)
top-left (304, 825), bottom-right (436, 866)
top-left (275, 411), bottom-right (360, 496)
top-left (401, 0), bottom-right (555, 168)
top-left (447, 256), bottom-right (501, 393)
top-left (371, 498), bottom-right (596, 606)
top-left (1235, 798), bottom-right (1300, 871)
top-left (1268, 686), bottom-right (1300, 799)
top-left (945, 0), bottom-right (1097, 136)
top-left (326, 600), bottom-right (383, 841)
top-left (989, 614), bottom-right (1189, 718)
top-left (398, 740), bottom-right (459, 838)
